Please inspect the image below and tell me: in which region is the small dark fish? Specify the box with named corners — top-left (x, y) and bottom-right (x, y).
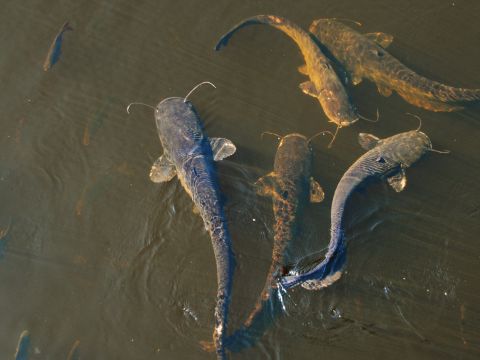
top-left (0, 221), bottom-right (11, 259)
top-left (225, 133), bottom-right (324, 349)
top-left (43, 21), bottom-right (73, 71)
top-left (281, 128), bottom-right (445, 289)
top-left (66, 339), bottom-right (80, 360)
top-left (310, 19), bottom-right (480, 112)
top-left (13, 331), bottom-right (80, 360)
top-left (14, 330), bottom-right (30, 360)
top-left (215, 15), bottom-right (359, 129)
top-left (135, 82), bottom-right (236, 360)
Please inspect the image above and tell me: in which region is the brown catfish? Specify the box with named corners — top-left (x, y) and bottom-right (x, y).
top-left (310, 19), bottom-right (480, 112)
top-left (223, 134), bottom-right (324, 351)
top-left (215, 15), bottom-right (359, 128)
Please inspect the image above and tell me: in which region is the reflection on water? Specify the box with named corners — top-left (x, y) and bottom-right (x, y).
top-left (0, 0), bottom-right (479, 359)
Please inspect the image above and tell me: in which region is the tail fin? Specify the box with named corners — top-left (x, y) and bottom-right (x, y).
top-left (433, 84), bottom-right (480, 105)
top-left (397, 90), bottom-right (464, 112)
top-left (222, 286), bottom-right (285, 352)
top-left (280, 245), bottom-right (346, 289)
top-left (214, 15), bottom-right (302, 51)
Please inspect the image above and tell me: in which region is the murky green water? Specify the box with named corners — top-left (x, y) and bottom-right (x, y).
top-left (0, 0), bottom-right (479, 359)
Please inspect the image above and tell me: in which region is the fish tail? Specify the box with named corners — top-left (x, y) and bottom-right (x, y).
top-left (244, 263), bottom-right (283, 327)
top-left (218, 284), bottom-right (283, 353)
top-left (397, 89), bottom-right (465, 112)
top-left (394, 71), bottom-right (480, 110)
top-left (280, 244), bottom-right (346, 289)
top-left (433, 85), bottom-right (480, 104)
top-left (210, 229), bottom-right (235, 359)
top-left (62, 21), bottom-right (74, 32)
top-left (214, 15), bottom-right (307, 51)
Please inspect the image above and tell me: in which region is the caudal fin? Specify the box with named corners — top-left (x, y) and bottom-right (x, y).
top-left (397, 90), bottom-right (465, 112)
top-left (281, 246), bottom-right (346, 289)
top-left (214, 15), bottom-right (299, 51)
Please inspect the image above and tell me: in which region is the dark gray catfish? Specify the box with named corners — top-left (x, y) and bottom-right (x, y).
top-left (215, 15), bottom-right (359, 130)
top-left (281, 129), bottom-right (444, 289)
top-left (147, 83), bottom-right (236, 359)
top-left (310, 19), bottom-right (480, 112)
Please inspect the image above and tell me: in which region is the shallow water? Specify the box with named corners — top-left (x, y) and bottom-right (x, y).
top-left (0, 0), bottom-right (479, 359)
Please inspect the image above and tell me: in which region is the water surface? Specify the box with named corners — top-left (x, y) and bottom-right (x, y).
top-left (0, 0), bottom-right (479, 359)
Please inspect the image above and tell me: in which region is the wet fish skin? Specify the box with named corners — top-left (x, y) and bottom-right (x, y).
top-left (215, 15), bottom-right (359, 128)
top-left (222, 134), bottom-right (324, 351)
top-left (245, 134), bottom-right (323, 326)
top-left (153, 97), bottom-right (235, 360)
top-left (281, 129), bottom-right (433, 289)
top-left (309, 19), bottom-right (480, 112)
top-left (43, 21), bottom-right (73, 71)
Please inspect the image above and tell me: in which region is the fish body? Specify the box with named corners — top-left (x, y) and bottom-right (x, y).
top-left (310, 19), bottom-right (480, 111)
top-left (281, 130), bottom-right (433, 289)
top-left (244, 134), bottom-right (324, 325)
top-left (152, 96), bottom-right (236, 359)
top-left (215, 15), bottom-right (358, 127)
top-left (14, 330), bottom-right (30, 360)
top-left (43, 21), bottom-right (73, 71)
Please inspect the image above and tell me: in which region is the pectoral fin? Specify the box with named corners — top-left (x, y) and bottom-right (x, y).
top-left (150, 155), bottom-right (176, 183)
top-left (309, 177), bottom-right (325, 203)
top-left (358, 133), bottom-right (380, 150)
top-left (351, 73), bottom-right (363, 85)
top-left (387, 168), bottom-right (407, 192)
top-left (365, 32), bottom-right (394, 48)
top-left (377, 84), bottom-right (393, 97)
top-left (254, 172), bottom-right (277, 197)
top-left (299, 81), bottom-right (319, 97)
top-left (209, 137), bottom-right (236, 161)
top-left (298, 64), bottom-right (309, 75)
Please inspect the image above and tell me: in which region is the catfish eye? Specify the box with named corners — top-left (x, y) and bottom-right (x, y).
top-left (377, 157), bottom-right (386, 163)
top-left (282, 191), bottom-right (289, 199)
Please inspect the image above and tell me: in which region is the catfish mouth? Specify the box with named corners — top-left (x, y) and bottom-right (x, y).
top-left (340, 117), bottom-right (359, 127)
top-left (283, 133), bottom-right (308, 141)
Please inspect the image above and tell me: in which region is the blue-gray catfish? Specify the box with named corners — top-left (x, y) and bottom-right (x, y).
top-left (224, 133), bottom-right (325, 350)
top-left (281, 126), bottom-right (448, 289)
top-left (129, 82), bottom-right (236, 359)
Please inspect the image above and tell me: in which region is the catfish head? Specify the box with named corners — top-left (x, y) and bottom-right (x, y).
top-left (274, 133), bottom-right (312, 176)
top-left (309, 19), bottom-right (357, 49)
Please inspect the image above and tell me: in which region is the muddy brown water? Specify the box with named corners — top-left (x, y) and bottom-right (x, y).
top-left (0, 0), bottom-right (479, 359)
